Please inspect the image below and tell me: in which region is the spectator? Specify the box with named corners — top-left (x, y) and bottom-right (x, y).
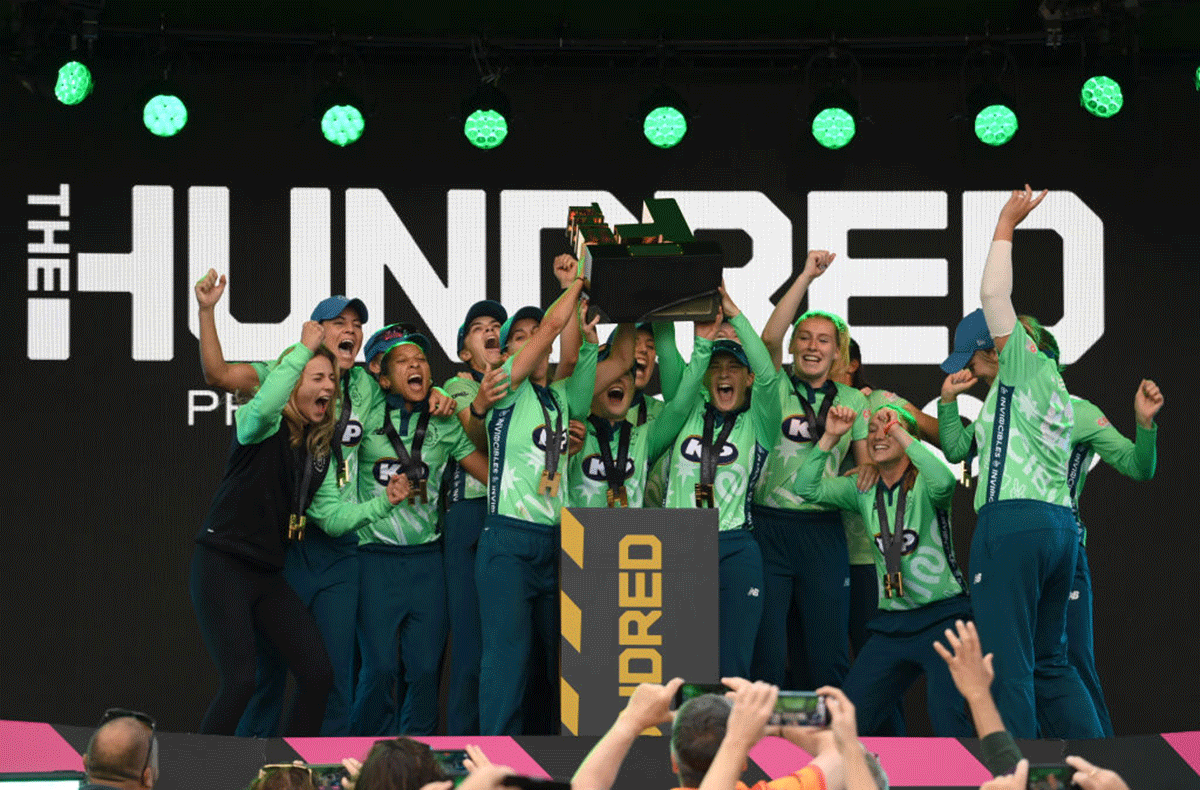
top-left (250, 763), bottom-right (317, 790)
top-left (81, 709), bottom-right (158, 790)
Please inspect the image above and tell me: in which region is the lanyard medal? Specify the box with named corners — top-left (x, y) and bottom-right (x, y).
top-left (588, 415), bottom-right (633, 507)
top-left (874, 481), bottom-right (909, 598)
top-left (536, 388), bottom-right (565, 497)
top-left (382, 402), bottom-right (432, 504)
top-left (696, 406), bottom-right (737, 508)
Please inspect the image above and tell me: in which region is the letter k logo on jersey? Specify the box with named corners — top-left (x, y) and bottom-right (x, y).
top-left (748, 587), bottom-right (760, 597)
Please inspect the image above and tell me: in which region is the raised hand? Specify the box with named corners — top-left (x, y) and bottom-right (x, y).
top-left (463, 744), bottom-right (492, 773)
top-left (580, 299), bottom-right (601, 344)
top-left (622, 678), bottom-right (684, 733)
top-left (554, 253), bottom-right (581, 288)
top-left (429, 389), bottom-right (457, 417)
top-left (825, 404), bottom-right (858, 439)
top-left (472, 362), bottom-right (510, 416)
top-left (567, 419), bottom-right (587, 456)
top-left (941, 369), bottom-right (978, 401)
top-left (1065, 755), bottom-right (1131, 790)
top-left (194, 268), bottom-right (227, 309)
top-left (932, 619), bottom-right (994, 701)
top-left (997, 184), bottom-right (1048, 231)
top-left (696, 308), bottom-right (725, 342)
top-left (724, 680), bottom-right (778, 751)
top-left (386, 474), bottom-right (412, 505)
top-left (300, 320), bottom-right (326, 351)
top-left (718, 281), bottom-right (741, 319)
top-left (979, 760), bottom-right (1027, 790)
top-left (814, 686), bottom-right (859, 754)
top-left (1134, 378), bottom-right (1163, 429)
top-left (802, 249), bottom-right (836, 280)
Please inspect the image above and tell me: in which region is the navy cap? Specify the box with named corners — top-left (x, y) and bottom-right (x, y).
top-left (711, 339), bottom-right (750, 368)
top-left (379, 332), bottom-right (431, 363)
top-left (941, 308), bottom-right (995, 373)
top-left (457, 300), bottom-right (508, 354)
top-left (311, 295), bottom-right (368, 324)
top-left (500, 306), bottom-right (544, 350)
top-left (364, 323), bottom-right (410, 362)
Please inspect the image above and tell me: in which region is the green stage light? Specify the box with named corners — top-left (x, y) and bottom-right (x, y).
top-left (464, 109), bottom-right (508, 149)
top-left (1081, 75), bottom-right (1123, 118)
top-left (54, 61), bottom-right (92, 105)
top-left (974, 104), bottom-right (1018, 146)
top-left (643, 105), bottom-right (687, 148)
top-left (143, 94), bottom-right (187, 137)
top-left (1194, 66), bottom-right (1199, 90)
top-left (812, 107), bottom-right (855, 149)
top-left (321, 104), bottom-right (365, 146)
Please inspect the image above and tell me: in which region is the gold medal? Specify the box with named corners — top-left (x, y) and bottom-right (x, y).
top-left (695, 482), bottom-right (714, 508)
top-left (288, 514), bottom-right (306, 541)
top-left (606, 486), bottom-right (628, 508)
top-left (338, 458), bottom-right (350, 488)
top-left (408, 479), bottom-right (429, 505)
top-left (539, 470), bottom-right (561, 497)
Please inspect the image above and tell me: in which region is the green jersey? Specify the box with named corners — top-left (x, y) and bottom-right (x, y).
top-left (938, 320), bottom-right (1073, 511)
top-left (486, 341), bottom-right (598, 526)
top-left (443, 372), bottom-right (488, 502)
top-left (798, 441), bottom-right (968, 612)
top-left (662, 313), bottom-right (782, 531)
top-left (250, 361), bottom-right (383, 509)
top-left (626, 392), bottom-right (666, 427)
top-left (842, 389), bottom-right (913, 565)
top-left (753, 375), bottom-right (869, 512)
top-left (569, 340), bottom-right (708, 509)
top-left (1066, 396), bottom-right (1157, 543)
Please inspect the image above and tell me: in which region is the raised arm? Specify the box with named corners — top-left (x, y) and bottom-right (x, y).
top-left (306, 467), bottom-right (410, 537)
top-left (565, 326), bottom-right (600, 417)
top-left (760, 250), bottom-right (836, 371)
top-left (653, 322), bottom-right (685, 399)
top-left (594, 323), bottom-right (636, 394)
top-left (646, 321), bottom-right (716, 460)
top-left (510, 277), bottom-right (586, 389)
top-left (981, 187), bottom-right (1046, 353)
top-left (796, 405), bottom-right (861, 512)
top-left (697, 680), bottom-right (777, 790)
top-left (724, 289), bottom-right (781, 448)
top-left (899, 429), bottom-right (958, 506)
top-left (570, 679), bottom-right (682, 790)
top-left (195, 269), bottom-right (263, 393)
top-left (235, 322), bottom-right (323, 445)
top-left (937, 370), bottom-right (979, 463)
top-left (555, 255), bottom-right (586, 382)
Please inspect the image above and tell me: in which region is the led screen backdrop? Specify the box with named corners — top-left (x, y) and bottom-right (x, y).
top-left (2, 55), bottom-right (1196, 735)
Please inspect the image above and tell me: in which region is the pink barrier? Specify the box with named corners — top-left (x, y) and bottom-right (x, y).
top-left (286, 735), bottom-right (551, 779)
top-left (0, 721), bottom-right (84, 773)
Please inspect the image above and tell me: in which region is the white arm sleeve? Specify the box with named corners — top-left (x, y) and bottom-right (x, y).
top-left (980, 239), bottom-right (1017, 338)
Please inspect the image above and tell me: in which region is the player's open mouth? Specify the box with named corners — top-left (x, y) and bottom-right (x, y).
top-left (717, 384), bottom-right (734, 396)
top-left (485, 337), bottom-right (499, 349)
top-left (407, 374), bottom-right (424, 388)
top-left (315, 395), bottom-right (330, 407)
top-left (634, 361), bottom-right (646, 374)
top-left (802, 353), bottom-right (822, 363)
top-left (338, 339), bottom-right (354, 353)
top-left (606, 385), bottom-right (625, 405)
top-left (872, 441), bottom-right (890, 452)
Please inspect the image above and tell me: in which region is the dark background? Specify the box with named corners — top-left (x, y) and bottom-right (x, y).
top-left (2, 0), bottom-right (1198, 737)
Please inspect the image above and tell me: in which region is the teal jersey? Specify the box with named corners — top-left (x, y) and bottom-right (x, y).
top-left (443, 372), bottom-right (488, 502)
top-left (626, 392), bottom-right (666, 427)
top-left (250, 361), bottom-right (383, 509)
top-left (754, 375), bottom-right (869, 512)
top-left (487, 341), bottom-right (598, 526)
top-left (569, 341), bottom-right (708, 509)
top-left (662, 314), bottom-right (782, 531)
top-left (798, 441), bottom-right (968, 612)
top-left (338, 397), bottom-right (477, 546)
top-left (960, 320), bottom-right (1073, 511)
top-left (653, 322), bottom-right (686, 402)
top-left (842, 389), bottom-right (913, 565)
top-left (1067, 396), bottom-right (1157, 543)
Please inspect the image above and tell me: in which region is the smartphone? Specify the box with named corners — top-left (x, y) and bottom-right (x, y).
top-left (766, 691), bottom-right (828, 727)
top-left (309, 764), bottom-right (349, 790)
top-left (672, 682), bottom-right (729, 709)
top-left (432, 749), bottom-right (470, 778)
top-left (1027, 764), bottom-right (1076, 790)
top-left (500, 777), bottom-right (573, 790)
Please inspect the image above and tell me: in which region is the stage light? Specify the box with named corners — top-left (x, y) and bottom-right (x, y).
top-left (462, 83), bottom-right (510, 149)
top-left (143, 93), bottom-right (187, 137)
top-left (974, 104), bottom-right (1018, 146)
top-left (1194, 66), bottom-right (1199, 90)
top-left (54, 61), bottom-right (92, 105)
top-left (1081, 75), bottom-right (1123, 117)
top-left (804, 47), bottom-right (862, 151)
top-left (811, 106), bottom-right (855, 149)
top-left (321, 104), bottom-right (365, 147)
top-left (638, 87), bottom-right (691, 149)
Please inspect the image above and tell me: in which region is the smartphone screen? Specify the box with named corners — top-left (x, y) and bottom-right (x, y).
top-left (309, 764), bottom-right (348, 790)
top-left (672, 682), bottom-right (729, 709)
top-left (1027, 764), bottom-right (1075, 790)
top-left (766, 691), bottom-right (828, 727)
top-left (432, 750), bottom-right (470, 787)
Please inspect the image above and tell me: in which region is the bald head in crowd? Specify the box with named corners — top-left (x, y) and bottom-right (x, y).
top-left (83, 714), bottom-right (158, 789)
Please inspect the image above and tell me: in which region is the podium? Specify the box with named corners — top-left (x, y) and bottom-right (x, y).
top-left (559, 507), bottom-right (719, 736)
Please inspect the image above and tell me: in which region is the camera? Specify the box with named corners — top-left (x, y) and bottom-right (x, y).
top-left (672, 682), bottom-right (729, 709)
top-left (309, 764), bottom-right (349, 790)
top-left (1027, 764), bottom-right (1076, 790)
top-left (767, 691), bottom-right (828, 728)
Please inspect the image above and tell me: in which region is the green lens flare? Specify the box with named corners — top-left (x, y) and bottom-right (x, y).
top-left (321, 105), bottom-right (365, 146)
top-left (54, 61), bottom-right (93, 105)
top-left (974, 104), bottom-right (1018, 146)
top-left (143, 94), bottom-right (188, 137)
top-left (1081, 76), bottom-right (1123, 118)
top-left (464, 109), bottom-right (508, 149)
top-left (812, 107), bottom-right (855, 149)
top-left (643, 105), bottom-right (687, 148)
top-left (1194, 66), bottom-right (1199, 91)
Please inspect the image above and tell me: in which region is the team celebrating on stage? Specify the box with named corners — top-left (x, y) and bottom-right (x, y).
top-left (188, 186), bottom-right (1163, 741)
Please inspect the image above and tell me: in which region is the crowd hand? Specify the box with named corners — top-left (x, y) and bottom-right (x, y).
top-left (932, 619), bottom-right (994, 701)
top-left (814, 686), bottom-right (859, 755)
top-left (300, 320), bottom-right (326, 352)
top-left (1066, 755), bottom-right (1131, 790)
top-left (1134, 378), bottom-right (1164, 428)
top-left (979, 759), bottom-right (1027, 790)
top-left (845, 462), bottom-right (880, 493)
top-left (458, 765), bottom-right (515, 790)
top-left (194, 268), bottom-right (227, 309)
top-left (718, 280), bottom-right (741, 318)
top-left (997, 184), bottom-right (1047, 230)
top-left (941, 370), bottom-right (978, 401)
top-left (463, 744), bottom-right (493, 772)
top-left (429, 389), bottom-right (457, 417)
top-left (723, 679), bottom-right (779, 751)
top-left (554, 253), bottom-right (580, 288)
top-left (695, 308), bottom-right (724, 342)
top-left (619, 678), bottom-right (684, 733)
top-left (803, 250), bottom-right (836, 280)
top-left (825, 405), bottom-right (858, 439)
top-left (568, 420), bottom-right (587, 457)
top-left (386, 474), bottom-right (412, 505)
top-left (339, 757), bottom-right (362, 790)
top-left (581, 299), bottom-right (601, 344)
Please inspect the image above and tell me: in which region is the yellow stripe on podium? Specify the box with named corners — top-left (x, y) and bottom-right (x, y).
top-left (560, 677), bottom-right (580, 735)
top-left (561, 508), bottom-right (585, 569)
top-left (561, 590), bottom-right (582, 654)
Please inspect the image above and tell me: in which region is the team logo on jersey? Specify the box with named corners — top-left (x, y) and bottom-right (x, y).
top-left (581, 454), bottom-right (636, 482)
top-left (679, 435), bottom-right (739, 465)
top-left (532, 425), bottom-right (570, 454)
top-left (373, 458), bottom-right (429, 485)
top-left (781, 414), bottom-right (816, 443)
top-left (874, 529), bottom-right (919, 556)
top-left (1096, 415), bottom-right (1110, 427)
top-left (1026, 338), bottom-right (1038, 354)
top-left (341, 420), bottom-right (363, 447)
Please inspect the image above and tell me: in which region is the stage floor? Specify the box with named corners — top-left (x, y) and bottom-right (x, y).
top-left (2, 722), bottom-right (1198, 790)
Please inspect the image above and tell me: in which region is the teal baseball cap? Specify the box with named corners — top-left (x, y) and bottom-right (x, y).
top-left (941, 308), bottom-right (994, 373)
